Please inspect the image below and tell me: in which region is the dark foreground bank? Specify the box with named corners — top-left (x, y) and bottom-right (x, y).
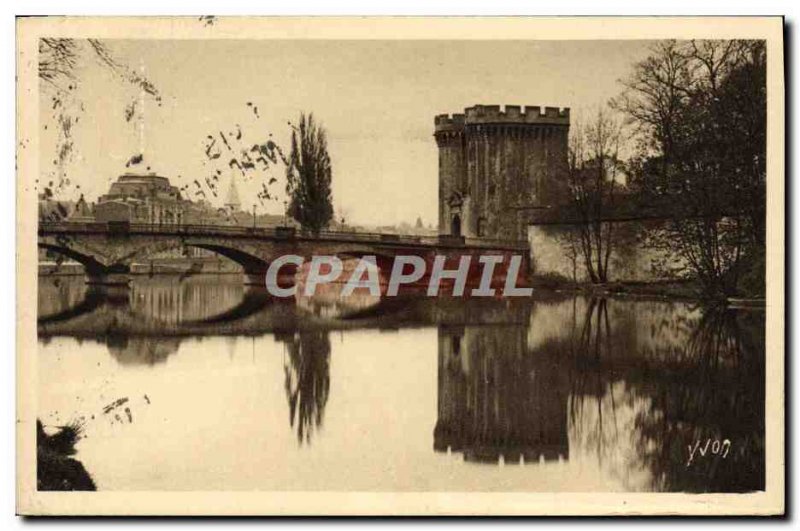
top-left (37, 419), bottom-right (96, 491)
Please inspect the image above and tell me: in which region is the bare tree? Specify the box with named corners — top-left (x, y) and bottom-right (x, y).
top-left (567, 108), bottom-right (625, 284)
top-left (556, 227), bottom-right (582, 283)
top-left (38, 39), bottom-right (162, 202)
top-left (613, 40), bottom-right (766, 298)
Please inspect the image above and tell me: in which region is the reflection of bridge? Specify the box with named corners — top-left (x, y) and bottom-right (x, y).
top-left (37, 277), bottom-right (763, 483)
top-left (39, 222), bottom-right (530, 285)
top-left (37, 284), bottom-right (534, 339)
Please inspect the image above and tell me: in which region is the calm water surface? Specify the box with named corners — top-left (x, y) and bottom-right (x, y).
top-left (37, 274), bottom-right (765, 492)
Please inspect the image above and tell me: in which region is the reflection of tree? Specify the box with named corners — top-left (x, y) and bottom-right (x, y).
top-left (565, 299), bottom-right (765, 492)
top-left (567, 298), bottom-right (637, 482)
top-left (569, 298), bottom-right (623, 417)
top-left (283, 331), bottom-right (331, 445)
top-left (578, 297), bottom-right (612, 362)
top-left (632, 308), bottom-right (765, 492)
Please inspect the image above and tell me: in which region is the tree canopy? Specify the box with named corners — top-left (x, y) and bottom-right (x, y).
top-left (613, 40), bottom-right (766, 298)
top-left (285, 113), bottom-right (334, 233)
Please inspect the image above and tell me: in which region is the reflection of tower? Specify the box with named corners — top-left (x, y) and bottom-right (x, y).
top-left (225, 173), bottom-right (241, 212)
top-left (434, 324), bottom-right (570, 464)
top-left (434, 326), bottom-right (469, 453)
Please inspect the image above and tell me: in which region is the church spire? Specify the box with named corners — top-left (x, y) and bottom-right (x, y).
top-left (225, 172), bottom-right (241, 211)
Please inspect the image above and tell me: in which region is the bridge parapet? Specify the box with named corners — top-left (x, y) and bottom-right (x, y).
top-left (39, 222), bottom-right (530, 251)
top-left (38, 221), bottom-right (532, 288)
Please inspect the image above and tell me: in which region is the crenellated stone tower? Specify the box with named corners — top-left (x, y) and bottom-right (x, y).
top-left (434, 104), bottom-right (570, 240)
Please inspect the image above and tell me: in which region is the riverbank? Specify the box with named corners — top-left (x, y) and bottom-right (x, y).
top-left (530, 276), bottom-right (766, 307)
top-left (39, 258), bottom-right (243, 276)
top-left (37, 420), bottom-right (96, 491)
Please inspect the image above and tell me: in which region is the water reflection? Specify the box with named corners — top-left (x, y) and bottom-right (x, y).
top-left (629, 309), bottom-right (766, 492)
top-left (37, 275), bottom-right (765, 492)
top-left (106, 335), bottom-right (183, 366)
top-left (283, 331), bottom-right (331, 444)
top-left (434, 296), bottom-right (764, 491)
top-left (435, 324), bottom-right (569, 464)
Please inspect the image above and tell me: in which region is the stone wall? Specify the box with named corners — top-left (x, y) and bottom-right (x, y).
top-left (94, 200), bottom-right (134, 223)
top-left (527, 221), bottom-right (676, 282)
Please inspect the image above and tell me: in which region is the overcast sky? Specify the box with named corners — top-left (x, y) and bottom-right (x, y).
top-left (40, 39), bottom-right (652, 227)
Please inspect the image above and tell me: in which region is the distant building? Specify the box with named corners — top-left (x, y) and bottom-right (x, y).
top-left (39, 193), bottom-right (79, 264)
top-left (48, 171), bottom-right (296, 230)
top-left (38, 194), bottom-right (75, 222)
top-left (224, 174), bottom-right (242, 212)
top-left (68, 195), bottom-right (93, 222)
top-left (94, 173), bottom-right (186, 225)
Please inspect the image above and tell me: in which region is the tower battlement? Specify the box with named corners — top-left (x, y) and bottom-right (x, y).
top-left (434, 113), bottom-right (466, 132)
top-left (435, 104), bottom-right (570, 240)
top-left (435, 104), bottom-right (570, 132)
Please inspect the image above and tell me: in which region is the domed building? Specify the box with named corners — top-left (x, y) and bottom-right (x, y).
top-left (94, 172), bottom-right (186, 225)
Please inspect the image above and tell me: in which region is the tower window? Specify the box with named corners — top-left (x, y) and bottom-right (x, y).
top-left (451, 214), bottom-right (462, 236)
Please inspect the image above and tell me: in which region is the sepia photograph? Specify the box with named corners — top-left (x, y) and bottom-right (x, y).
top-left (15, 16), bottom-right (784, 516)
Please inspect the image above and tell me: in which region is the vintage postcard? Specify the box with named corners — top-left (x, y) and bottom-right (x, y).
top-left (16, 16), bottom-right (784, 515)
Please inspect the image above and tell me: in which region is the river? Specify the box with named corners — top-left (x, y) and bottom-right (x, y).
top-left (37, 273), bottom-right (765, 492)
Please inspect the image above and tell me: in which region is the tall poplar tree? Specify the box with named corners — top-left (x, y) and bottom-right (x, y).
top-left (285, 113), bottom-right (334, 234)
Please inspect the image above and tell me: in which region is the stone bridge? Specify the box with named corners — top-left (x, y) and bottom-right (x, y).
top-left (38, 222), bottom-right (530, 286)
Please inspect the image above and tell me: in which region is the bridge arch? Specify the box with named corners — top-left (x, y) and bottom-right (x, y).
top-left (180, 287), bottom-right (275, 326)
top-left (38, 243), bottom-right (123, 276)
top-left (185, 243), bottom-right (269, 273)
